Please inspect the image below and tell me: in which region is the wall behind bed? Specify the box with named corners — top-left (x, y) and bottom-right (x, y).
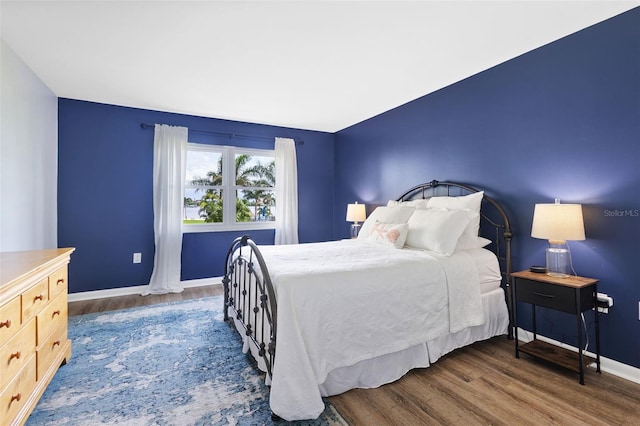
top-left (58, 99), bottom-right (335, 293)
top-left (334, 8), bottom-right (639, 369)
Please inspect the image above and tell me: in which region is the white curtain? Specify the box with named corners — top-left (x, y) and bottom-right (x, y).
top-left (274, 137), bottom-right (299, 245)
top-left (142, 124), bottom-right (188, 295)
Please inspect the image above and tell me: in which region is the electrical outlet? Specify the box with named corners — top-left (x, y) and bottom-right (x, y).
top-left (133, 252), bottom-right (142, 264)
top-left (596, 292), bottom-right (613, 314)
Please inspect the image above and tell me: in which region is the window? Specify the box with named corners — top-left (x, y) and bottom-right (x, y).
top-left (183, 144), bottom-right (276, 232)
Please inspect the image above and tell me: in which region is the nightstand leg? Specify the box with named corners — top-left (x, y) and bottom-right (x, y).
top-left (576, 291), bottom-right (585, 385)
top-left (594, 285), bottom-right (601, 373)
top-left (513, 284), bottom-right (519, 358)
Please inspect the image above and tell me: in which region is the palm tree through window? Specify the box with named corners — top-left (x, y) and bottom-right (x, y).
top-left (184, 144), bottom-right (276, 229)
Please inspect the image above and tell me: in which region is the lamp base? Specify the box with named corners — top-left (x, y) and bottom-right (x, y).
top-left (547, 271), bottom-right (570, 278)
top-left (546, 247), bottom-right (570, 278)
top-left (350, 223), bottom-right (362, 239)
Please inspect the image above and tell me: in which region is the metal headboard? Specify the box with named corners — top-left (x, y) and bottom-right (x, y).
top-left (396, 180), bottom-right (514, 338)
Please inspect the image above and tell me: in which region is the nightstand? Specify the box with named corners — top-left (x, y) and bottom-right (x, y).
top-left (511, 270), bottom-right (601, 385)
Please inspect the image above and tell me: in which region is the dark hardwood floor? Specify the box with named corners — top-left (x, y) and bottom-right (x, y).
top-left (330, 337), bottom-right (640, 425)
top-left (67, 284), bottom-right (224, 316)
top-left (68, 285), bottom-right (640, 425)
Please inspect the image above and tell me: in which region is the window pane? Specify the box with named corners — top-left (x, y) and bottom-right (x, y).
top-left (237, 190), bottom-right (275, 222)
top-left (235, 153), bottom-right (275, 187)
top-left (185, 148), bottom-right (223, 224)
top-left (183, 188), bottom-right (203, 223)
top-left (186, 150), bottom-right (222, 186)
top-left (184, 189), bottom-right (223, 224)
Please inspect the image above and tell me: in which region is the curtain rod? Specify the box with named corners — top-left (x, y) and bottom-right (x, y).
top-left (140, 123), bottom-right (304, 145)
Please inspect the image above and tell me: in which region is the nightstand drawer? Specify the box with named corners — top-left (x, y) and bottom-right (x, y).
top-left (516, 279), bottom-right (594, 314)
top-left (516, 279), bottom-right (574, 312)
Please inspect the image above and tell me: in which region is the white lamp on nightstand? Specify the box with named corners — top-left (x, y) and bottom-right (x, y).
top-left (346, 202), bottom-right (366, 238)
top-left (531, 199), bottom-right (585, 277)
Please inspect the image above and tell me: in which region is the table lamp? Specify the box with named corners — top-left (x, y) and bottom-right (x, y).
top-left (346, 202), bottom-right (366, 238)
top-left (531, 199), bottom-right (585, 277)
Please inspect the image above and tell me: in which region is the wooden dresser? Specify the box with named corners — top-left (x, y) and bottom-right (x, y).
top-left (0, 248), bottom-right (74, 426)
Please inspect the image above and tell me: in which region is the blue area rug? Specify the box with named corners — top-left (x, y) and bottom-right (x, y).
top-left (27, 297), bottom-right (347, 425)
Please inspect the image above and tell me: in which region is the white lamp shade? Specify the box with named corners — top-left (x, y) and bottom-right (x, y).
top-left (531, 203), bottom-right (585, 242)
top-left (346, 202), bottom-right (366, 223)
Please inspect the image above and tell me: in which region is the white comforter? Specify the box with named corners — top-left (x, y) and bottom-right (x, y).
top-left (256, 239), bottom-right (485, 421)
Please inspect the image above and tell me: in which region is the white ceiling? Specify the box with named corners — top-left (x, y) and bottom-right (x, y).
top-left (1, 1), bottom-right (638, 132)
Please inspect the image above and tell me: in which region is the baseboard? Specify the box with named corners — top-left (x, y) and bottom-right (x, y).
top-left (68, 277), bottom-right (223, 302)
top-left (517, 327), bottom-right (640, 385)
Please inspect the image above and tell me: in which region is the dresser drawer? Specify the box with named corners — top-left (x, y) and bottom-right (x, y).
top-left (0, 355), bottom-right (36, 424)
top-left (516, 279), bottom-right (595, 314)
top-left (36, 292), bottom-right (67, 346)
top-left (0, 318), bottom-right (35, 387)
top-left (49, 266), bottom-right (68, 301)
top-left (0, 297), bottom-right (21, 344)
top-left (22, 278), bottom-right (49, 323)
top-left (37, 322), bottom-right (68, 381)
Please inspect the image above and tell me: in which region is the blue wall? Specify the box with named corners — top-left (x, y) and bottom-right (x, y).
top-left (334, 9), bottom-right (639, 368)
top-left (58, 100), bottom-right (335, 292)
top-left (58, 8), bottom-right (638, 369)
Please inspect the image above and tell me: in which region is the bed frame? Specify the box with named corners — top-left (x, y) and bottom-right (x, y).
top-left (223, 180), bottom-right (513, 381)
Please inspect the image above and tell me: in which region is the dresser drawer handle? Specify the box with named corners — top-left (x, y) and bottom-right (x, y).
top-left (10, 393), bottom-right (21, 403)
top-left (34, 294), bottom-right (44, 301)
top-left (9, 351), bottom-right (21, 361)
top-left (533, 292), bottom-right (555, 299)
top-left (57, 278), bottom-right (65, 285)
top-left (0, 319), bottom-right (10, 328)
top-left (53, 340), bottom-right (61, 347)
top-left (52, 310), bottom-right (61, 318)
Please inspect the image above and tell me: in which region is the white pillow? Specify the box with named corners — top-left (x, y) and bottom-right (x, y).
top-left (366, 221), bottom-right (409, 249)
top-left (387, 199), bottom-right (429, 209)
top-left (426, 191), bottom-right (484, 212)
top-left (456, 236), bottom-right (492, 251)
top-left (427, 191), bottom-right (484, 249)
top-left (453, 210), bottom-right (483, 250)
top-left (405, 209), bottom-right (472, 255)
top-left (358, 206), bottom-right (415, 239)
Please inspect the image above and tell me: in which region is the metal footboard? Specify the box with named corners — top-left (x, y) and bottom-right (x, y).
top-left (223, 235), bottom-right (277, 378)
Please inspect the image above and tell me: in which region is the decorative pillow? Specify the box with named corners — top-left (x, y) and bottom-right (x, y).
top-left (427, 191), bottom-right (484, 249)
top-left (366, 221), bottom-right (409, 249)
top-left (387, 199), bottom-right (429, 209)
top-left (404, 208), bottom-right (472, 255)
top-left (358, 206), bottom-right (415, 239)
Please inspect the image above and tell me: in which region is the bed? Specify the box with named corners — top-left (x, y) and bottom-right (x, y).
top-left (222, 180), bottom-right (513, 421)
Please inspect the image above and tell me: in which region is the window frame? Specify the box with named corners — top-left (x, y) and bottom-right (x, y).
top-left (183, 143), bottom-right (276, 233)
